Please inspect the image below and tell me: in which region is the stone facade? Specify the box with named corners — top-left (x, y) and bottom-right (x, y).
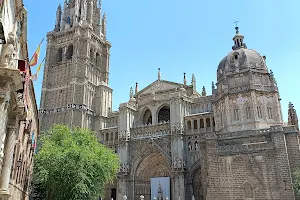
top-left (0, 0), bottom-right (39, 200)
top-left (41, 1), bottom-right (300, 200)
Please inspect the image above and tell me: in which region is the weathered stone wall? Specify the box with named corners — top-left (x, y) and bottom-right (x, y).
top-left (203, 128), bottom-right (296, 200)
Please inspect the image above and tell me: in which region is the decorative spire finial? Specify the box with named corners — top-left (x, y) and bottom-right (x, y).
top-left (191, 74), bottom-right (196, 92)
top-left (288, 102), bottom-right (299, 131)
top-left (183, 73), bottom-right (187, 86)
top-left (234, 21), bottom-right (239, 34)
top-left (135, 82), bottom-right (138, 95)
top-left (202, 86), bottom-right (206, 96)
top-left (130, 87), bottom-right (133, 98)
top-left (212, 81), bottom-right (215, 91)
top-left (158, 68), bottom-right (161, 80)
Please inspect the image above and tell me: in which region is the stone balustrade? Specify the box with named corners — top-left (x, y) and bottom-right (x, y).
top-left (131, 121), bottom-right (170, 139)
top-left (97, 127), bottom-right (118, 145)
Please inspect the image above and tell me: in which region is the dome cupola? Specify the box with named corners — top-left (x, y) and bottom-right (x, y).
top-left (217, 26), bottom-right (267, 81)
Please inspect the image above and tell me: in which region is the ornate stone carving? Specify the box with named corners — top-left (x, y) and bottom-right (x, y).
top-left (173, 156), bottom-right (185, 170)
top-left (0, 32), bottom-right (16, 68)
top-left (119, 162), bottom-right (130, 175)
top-left (171, 122), bottom-right (183, 134)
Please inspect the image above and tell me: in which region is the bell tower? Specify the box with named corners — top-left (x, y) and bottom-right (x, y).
top-left (40, 0), bottom-right (112, 131)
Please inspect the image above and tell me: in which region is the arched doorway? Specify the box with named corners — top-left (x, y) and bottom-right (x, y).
top-left (134, 153), bottom-right (172, 200)
top-left (192, 167), bottom-right (203, 200)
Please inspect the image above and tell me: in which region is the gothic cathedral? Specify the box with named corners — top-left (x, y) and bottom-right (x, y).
top-left (40, 1), bottom-right (300, 200)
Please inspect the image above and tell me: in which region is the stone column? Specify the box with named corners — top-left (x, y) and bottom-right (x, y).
top-left (117, 103), bottom-right (136, 200)
top-left (170, 93), bottom-right (186, 200)
top-left (0, 126), bottom-right (17, 196)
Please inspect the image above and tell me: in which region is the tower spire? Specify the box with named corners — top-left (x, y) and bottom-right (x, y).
top-left (158, 68), bottom-right (161, 80)
top-left (191, 74), bottom-right (196, 91)
top-left (135, 82), bottom-right (138, 95)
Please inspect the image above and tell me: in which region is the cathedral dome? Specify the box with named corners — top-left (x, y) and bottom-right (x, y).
top-left (217, 27), bottom-right (267, 80)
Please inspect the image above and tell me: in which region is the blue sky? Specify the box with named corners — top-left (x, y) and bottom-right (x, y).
top-left (24, 0), bottom-right (300, 122)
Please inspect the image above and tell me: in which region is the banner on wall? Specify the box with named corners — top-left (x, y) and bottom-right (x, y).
top-left (150, 177), bottom-right (170, 200)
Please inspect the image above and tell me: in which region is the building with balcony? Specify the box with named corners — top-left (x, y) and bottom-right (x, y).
top-left (0, 0), bottom-right (39, 199)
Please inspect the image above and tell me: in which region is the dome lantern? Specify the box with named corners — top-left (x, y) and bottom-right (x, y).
top-left (232, 22), bottom-right (247, 50)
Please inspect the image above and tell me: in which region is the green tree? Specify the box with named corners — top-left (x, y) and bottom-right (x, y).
top-left (32, 125), bottom-right (120, 200)
top-left (294, 168), bottom-right (300, 195)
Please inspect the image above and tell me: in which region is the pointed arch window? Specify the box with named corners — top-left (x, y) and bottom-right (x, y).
top-left (142, 109), bottom-right (152, 125)
top-left (158, 106), bottom-right (170, 123)
top-left (187, 121), bottom-right (192, 130)
top-left (206, 118), bottom-right (211, 127)
top-left (246, 106), bottom-right (251, 119)
top-left (193, 120), bottom-right (198, 130)
top-left (267, 106), bottom-right (273, 119)
top-left (200, 119), bottom-right (204, 128)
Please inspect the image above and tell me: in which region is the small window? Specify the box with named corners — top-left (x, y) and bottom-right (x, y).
top-left (187, 121), bottom-right (191, 130)
top-left (96, 53), bottom-right (100, 66)
top-left (234, 54), bottom-right (238, 59)
top-left (234, 108), bottom-right (239, 121)
top-left (206, 118), bottom-right (211, 127)
top-left (257, 106), bottom-right (262, 119)
top-left (57, 48), bottom-right (63, 62)
top-left (193, 120), bottom-right (197, 129)
top-left (66, 45), bottom-right (73, 59)
top-left (200, 119), bottom-right (204, 128)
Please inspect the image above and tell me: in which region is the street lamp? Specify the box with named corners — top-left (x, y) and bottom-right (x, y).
top-left (153, 197), bottom-right (157, 200)
top-left (140, 195), bottom-right (144, 200)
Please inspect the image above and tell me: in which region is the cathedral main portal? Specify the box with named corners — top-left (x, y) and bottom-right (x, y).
top-left (133, 153), bottom-right (172, 200)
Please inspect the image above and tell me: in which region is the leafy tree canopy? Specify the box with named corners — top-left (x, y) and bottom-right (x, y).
top-left (33, 125), bottom-right (120, 200)
top-left (294, 168), bottom-right (300, 195)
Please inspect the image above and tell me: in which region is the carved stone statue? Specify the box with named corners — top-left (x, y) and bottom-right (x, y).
top-left (0, 32), bottom-right (16, 68)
